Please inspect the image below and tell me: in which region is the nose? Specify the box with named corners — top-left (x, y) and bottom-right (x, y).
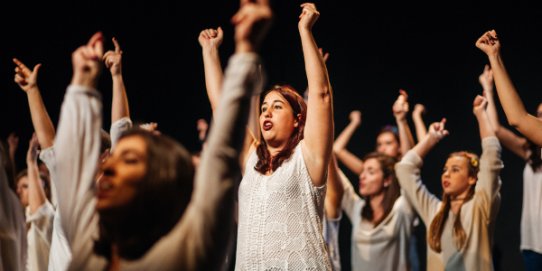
top-left (100, 157), bottom-right (116, 177)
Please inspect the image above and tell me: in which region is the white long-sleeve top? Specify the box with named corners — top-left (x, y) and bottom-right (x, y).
top-left (340, 169), bottom-right (415, 271)
top-left (395, 137), bottom-right (503, 271)
top-left (25, 202), bottom-right (55, 271)
top-left (41, 116), bottom-right (131, 271)
top-left (0, 155), bottom-right (27, 271)
top-left (55, 53), bottom-right (261, 270)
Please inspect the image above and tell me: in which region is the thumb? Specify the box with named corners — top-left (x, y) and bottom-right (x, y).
top-left (217, 26), bottom-right (224, 39)
top-left (33, 63), bottom-right (42, 75)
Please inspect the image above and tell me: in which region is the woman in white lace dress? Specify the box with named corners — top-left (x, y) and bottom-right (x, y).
top-left (233, 3), bottom-right (335, 270)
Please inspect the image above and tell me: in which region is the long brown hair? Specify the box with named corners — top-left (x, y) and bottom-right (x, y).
top-left (360, 152), bottom-right (400, 226)
top-left (428, 151), bottom-right (479, 252)
top-left (94, 129), bottom-right (194, 260)
top-left (255, 85), bottom-right (307, 174)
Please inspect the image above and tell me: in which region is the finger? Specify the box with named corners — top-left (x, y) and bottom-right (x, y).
top-left (217, 26), bottom-right (224, 39)
top-left (13, 58), bottom-right (31, 75)
top-left (14, 74), bottom-right (26, 84)
top-left (399, 89), bottom-right (408, 99)
top-left (88, 32), bottom-right (104, 58)
top-left (112, 37), bottom-right (121, 53)
top-left (484, 64), bottom-right (490, 73)
top-left (32, 63), bottom-right (42, 76)
top-left (323, 52), bottom-right (330, 62)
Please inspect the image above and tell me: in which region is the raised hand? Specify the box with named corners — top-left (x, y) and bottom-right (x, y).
top-left (413, 104), bottom-right (425, 117)
top-left (13, 58), bottom-right (42, 92)
top-left (473, 95), bottom-right (488, 116)
top-left (71, 32), bottom-right (104, 88)
top-left (349, 110), bottom-right (362, 126)
top-left (231, 0), bottom-right (273, 53)
top-left (198, 27), bottom-right (224, 51)
top-left (197, 118), bottom-right (209, 142)
top-left (103, 37), bottom-right (123, 76)
top-left (26, 133), bottom-right (40, 164)
top-left (478, 64), bottom-right (494, 92)
top-left (393, 89), bottom-right (409, 121)
top-left (475, 30), bottom-right (500, 57)
top-left (298, 3), bottom-right (319, 31)
top-left (427, 118), bottom-right (449, 143)
top-left (139, 122), bottom-right (161, 135)
top-left (319, 48), bottom-right (329, 63)
top-left (7, 132), bottom-right (19, 154)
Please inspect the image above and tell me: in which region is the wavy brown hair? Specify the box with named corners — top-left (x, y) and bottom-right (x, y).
top-left (255, 85), bottom-right (307, 174)
top-left (94, 129), bottom-right (194, 260)
top-left (428, 151), bottom-right (479, 252)
top-left (360, 152), bottom-right (400, 225)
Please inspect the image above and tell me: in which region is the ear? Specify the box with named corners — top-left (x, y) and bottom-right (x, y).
top-left (467, 176), bottom-right (477, 186)
top-left (294, 113), bottom-right (302, 127)
top-left (383, 176), bottom-right (392, 188)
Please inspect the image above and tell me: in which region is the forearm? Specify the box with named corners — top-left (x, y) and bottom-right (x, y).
top-left (488, 54), bottom-right (530, 127)
top-left (26, 88), bottom-right (55, 148)
top-left (412, 135), bottom-right (438, 159)
top-left (333, 122), bottom-right (359, 151)
top-left (27, 161), bottom-right (47, 214)
top-left (334, 149), bottom-right (363, 175)
top-left (300, 29), bottom-right (331, 98)
top-left (412, 115), bottom-right (427, 142)
top-left (396, 117), bottom-right (415, 155)
top-left (202, 49), bottom-right (224, 112)
top-left (111, 74), bottom-right (130, 123)
top-left (476, 111), bottom-right (495, 139)
top-left (55, 84), bottom-right (102, 243)
top-left (325, 156), bottom-right (344, 219)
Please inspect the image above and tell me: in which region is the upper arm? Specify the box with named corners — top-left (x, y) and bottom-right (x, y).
top-left (395, 152), bottom-right (441, 225)
top-left (475, 137), bottom-right (504, 219)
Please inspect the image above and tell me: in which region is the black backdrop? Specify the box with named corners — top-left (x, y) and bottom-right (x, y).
top-left (1, 1), bottom-right (541, 270)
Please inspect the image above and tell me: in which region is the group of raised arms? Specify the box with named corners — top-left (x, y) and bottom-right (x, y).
top-left (0, 1), bottom-right (541, 271)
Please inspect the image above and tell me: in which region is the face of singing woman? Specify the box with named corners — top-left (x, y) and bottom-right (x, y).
top-left (441, 155), bottom-right (476, 198)
top-left (96, 135), bottom-right (147, 211)
top-left (358, 158), bottom-right (390, 197)
top-left (260, 91), bottom-right (299, 147)
top-left (376, 132), bottom-right (400, 158)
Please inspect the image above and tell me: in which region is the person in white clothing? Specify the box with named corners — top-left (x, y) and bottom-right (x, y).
top-left (396, 95), bottom-right (503, 270)
top-left (481, 64), bottom-right (542, 271)
top-left (336, 151), bottom-right (414, 271)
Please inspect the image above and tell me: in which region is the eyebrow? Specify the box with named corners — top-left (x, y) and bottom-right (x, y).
top-left (119, 149), bottom-right (144, 158)
top-left (261, 100), bottom-right (285, 106)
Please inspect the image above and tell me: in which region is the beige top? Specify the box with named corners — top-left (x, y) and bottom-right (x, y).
top-left (341, 170), bottom-right (415, 271)
top-left (395, 137), bottom-right (503, 271)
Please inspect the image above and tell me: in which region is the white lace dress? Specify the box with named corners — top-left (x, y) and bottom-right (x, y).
top-left (235, 142), bottom-right (332, 270)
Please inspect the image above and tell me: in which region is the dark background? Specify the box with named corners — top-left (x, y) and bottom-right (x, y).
top-left (1, 1), bottom-right (541, 270)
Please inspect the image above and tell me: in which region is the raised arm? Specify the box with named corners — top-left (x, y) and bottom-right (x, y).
top-left (55, 32), bottom-right (104, 246)
top-left (299, 3), bottom-right (334, 186)
top-left (26, 134), bottom-right (48, 214)
top-left (476, 30), bottom-right (542, 146)
top-left (395, 119), bottom-right (448, 224)
top-left (472, 95), bottom-right (503, 220)
top-left (333, 110), bottom-right (363, 174)
top-left (482, 65), bottom-right (529, 159)
top-left (199, 27), bottom-right (224, 112)
top-left (393, 89), bottom-right (415, 155)
top-left (104, 37), bottom-right (130, 123)
top-left (13, 58), bottom-right (55, 149)
top-left (325, 155), bottom-right (344, 219)
top-left (412, 104), bottom-right (427, 142)
top-left (157, 2), bottom-right (272, 269)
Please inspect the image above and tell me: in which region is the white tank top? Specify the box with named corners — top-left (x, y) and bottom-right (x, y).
top-left (521, 164), bottom-right (542, 253)
top-left (235, 142), bottom-right (332, 270)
